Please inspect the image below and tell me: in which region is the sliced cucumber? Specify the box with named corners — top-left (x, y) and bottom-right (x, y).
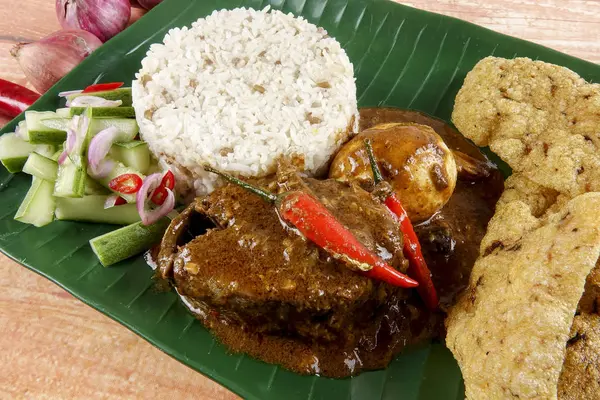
top-left (14, 177), bottom-right (56, 227)
top-left (0, 132), bottom-right (53, 173)
top-left (146, 162), bottom-right (161, 175)
top-left (54, 160), bottom-right (86, 198)
top-left (69, 107), bottom-right (135, 118)
top-left (17, 121), bottom-right (29, 142)
top-left (69, 107), bottom-right (94, 167)
top-left (67, 88), bottom-right (132, 107)
top-left (0, 132), bottom-right (36, 173)
top-left (22, 152), bottom-right (58, 181)
top-left (110, 141), bottom-right (151, 174)
top-left (51, 149), bottom-right (63, 161)
top-left (85, 176), bottom-right (110, 195)
top-left (56, 108), bottom-right (71, 118)
top-left (92, 160), bottom-right (145, 203)
top-left (90, 217), bottom-right (171, 266)
top-left (55, 195), bottom-right (140, 225)
top-left (25, 111), bottom-right (66, 145)
top-left (41, 118), bottom-right (138, 140)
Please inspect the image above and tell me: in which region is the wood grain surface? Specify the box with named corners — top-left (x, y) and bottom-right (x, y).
top-left (1, 1), bottom-right (599, 399)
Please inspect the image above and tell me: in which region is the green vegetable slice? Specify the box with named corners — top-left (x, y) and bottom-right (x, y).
top-left (14, 176), bottom-right (56, 227)
top-left (89, 216), bottom-right (171, 267)
top-left (55, 195), bottom-right (141, 225)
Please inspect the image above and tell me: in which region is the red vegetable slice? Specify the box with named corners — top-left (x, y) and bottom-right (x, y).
top-left (82, 82), bottom-right (124, 93)
top-left (108, 173), bottom-right (143, 194)
top-left (0, 78), bottom-right (40, 118)
top-left (150, 171), bottom-right (175, 205)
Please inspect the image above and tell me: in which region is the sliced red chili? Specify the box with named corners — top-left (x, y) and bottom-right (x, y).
top-left (108, 173), bottom-right (143, 194)
top-left (364, 139), bottom-right (439, 310)
top-left (114, 196), bottom-right (127, 206)
top-left (82, 82), bottom-right (124, 93)
top-left (150, 171), bottom-right (175, 205)
top-left (151, 186), bottom-right (168, 205)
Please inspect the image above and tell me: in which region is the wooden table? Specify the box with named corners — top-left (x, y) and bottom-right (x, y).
top-left (1, 1), bottom-right (598, 398)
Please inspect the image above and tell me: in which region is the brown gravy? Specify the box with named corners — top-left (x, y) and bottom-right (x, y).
top-left (156, 108), bottom-right (504, 377)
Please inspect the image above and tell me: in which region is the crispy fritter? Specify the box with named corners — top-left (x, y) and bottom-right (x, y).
top-left (446, 193), bottom-right (600, 400)
top-left (557, 313), bottom-right (600, 400)
top-left (452, 57), bottom-right (600, 198)
top-left (495, 174), bottom-right (569, 218)
top-left (579, 262), bottom-right (600, 315)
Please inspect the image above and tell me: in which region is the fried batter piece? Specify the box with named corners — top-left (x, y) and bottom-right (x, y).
top-left (446, 193), bottom-right (600, 400)
top-left (452, 57), bottom-right (600, 198)
top-left (558, 313), bottom-right (600, 400)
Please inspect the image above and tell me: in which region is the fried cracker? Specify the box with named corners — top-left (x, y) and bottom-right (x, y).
top-left (557, 313), bottom-right (600, 400)
top-left (446, 193), bottom-right (600, 400)
top-left (452, 57), bottom-right (600, 197)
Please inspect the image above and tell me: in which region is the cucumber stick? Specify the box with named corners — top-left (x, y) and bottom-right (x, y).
top-left (53, 108), bottom-right (93, 198)
top-left (54, 160), bottom-right (86, 198)
top-left (109, 141), bottom-right (151, 174)
top-left (14, 177), bottom-right (56, 227)
top-left (22, 152), bottom-right (58, 181)
top-left (67, 88), bottom-right (132, 106)
top-left (55, 195), bottom-right (140, 225)
top-left (56, 108), bottom-right (71, 118)
top-left (85, 176), bottom-right (110, 195)
top-left (41, 118), bottom-right (138, 139)
top-left (25, 111), bottom-right (66, 145)
top-left (93, 160), bottom-right (145, 203)
top-left (69, 107), bottom-right (135, 118)
top-left (90, 217), bottom-right (171, 266)
top-left (0, 132), bottom-right (54, 173)
top-left (17, 121), bottom-right (28, 142)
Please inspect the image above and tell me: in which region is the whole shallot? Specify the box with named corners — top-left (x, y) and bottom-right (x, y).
top-left (137, 0), bottom-right (162, 10)
top-left (56, 0), bottom-right (131, 42)
top-left (11, 29), bottom-right (102, 94)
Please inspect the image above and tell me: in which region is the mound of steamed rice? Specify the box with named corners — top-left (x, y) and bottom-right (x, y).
top-left (132, 6), bottom-right (358, 196)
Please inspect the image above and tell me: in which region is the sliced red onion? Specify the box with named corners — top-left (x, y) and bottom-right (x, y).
top-left (58, 89), bottom-right (83, 97)
top-left (88, 126), bottom-right (119, 178)
top-left (136, 173), bottom-right (176, 225)
top-left (104, 194), bottom-right (127, 209)
top-left (65, 128), bottom-right (76, 153)
top-left (58, 151), bottom-right (68, 165)
top-left (68, 95), bottom-right (122, 107)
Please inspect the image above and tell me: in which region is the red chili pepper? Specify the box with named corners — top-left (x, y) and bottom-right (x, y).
top-left (114, 196), bottom-right (127, 206)
top-left (82, 82), bottom-right (124, 93)
top-left (364, 139), bottom-right (439, 310)
top-left (151, 171), bottom-right (175, 205)
top-left (108, 173), bottom-right (143, 194)
top-left (0, 78), bottom-right (40, 118)
top-left (204, 165), bottom-right (418, 289)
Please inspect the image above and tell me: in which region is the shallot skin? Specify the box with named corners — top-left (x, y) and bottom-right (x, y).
top-left (11, 29), bottom-right (102, 94)
top-left (56, 0), bottom-right (132, 43)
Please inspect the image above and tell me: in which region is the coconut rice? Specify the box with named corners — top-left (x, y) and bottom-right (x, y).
top-left (132, 6), bottom-right (358, 196)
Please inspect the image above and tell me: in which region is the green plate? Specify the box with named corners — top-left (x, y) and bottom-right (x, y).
top-left (1, 0), bottom-right (599, 399)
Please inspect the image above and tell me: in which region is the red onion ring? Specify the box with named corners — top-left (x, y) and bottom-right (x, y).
top-left (65, 128), bottom-right (76, 153)
top-left (58, 151), bottom-right (68, 165)
top-left (87, 126), bottom-right (118, 178)
top-left (68, 95), bottom-right (122, 108)
top-left (136, 173), bottom-right (176, 225)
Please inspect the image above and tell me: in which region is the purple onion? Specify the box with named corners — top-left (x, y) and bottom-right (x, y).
top-left (56, 0), bottom-right (131, 42)
top-left (136, 173), bottom-right (175, 225)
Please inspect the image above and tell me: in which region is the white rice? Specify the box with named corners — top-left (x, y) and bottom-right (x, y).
top-left (132, 6), bottom-right (358, 196)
